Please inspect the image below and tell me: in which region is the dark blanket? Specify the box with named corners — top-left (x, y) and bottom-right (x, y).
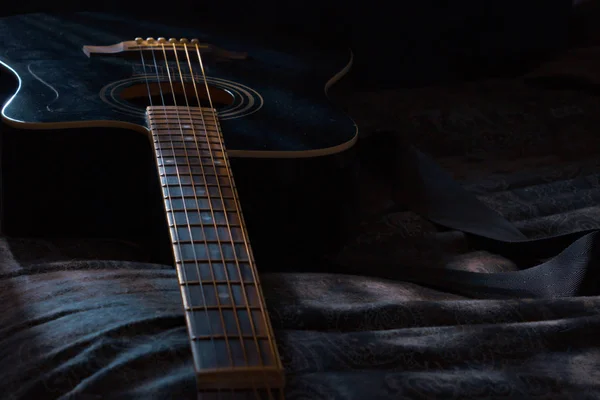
top-left (2, 48), bottom-right (600, 399)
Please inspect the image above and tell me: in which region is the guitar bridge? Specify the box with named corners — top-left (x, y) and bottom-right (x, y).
top-left (83, 37), bottom-right (248, 61)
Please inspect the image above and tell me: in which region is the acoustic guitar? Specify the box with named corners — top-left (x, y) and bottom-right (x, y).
top-left (0, 12), bottom-right (357, 399)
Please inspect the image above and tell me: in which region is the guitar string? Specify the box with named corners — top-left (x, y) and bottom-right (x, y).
top-left (174, 40), bottom-right (256, 364)
top-left (192, 41), bottom-right (280, 400)
top-left (181, 40), bottom-right (273, 400)
top-left (180, 42), bottom-right (268, 363)
top-left (156, 41), bottom-right (237, 395)
top-left (170, 40), bottom-right (258, 400)
top-left (182, 41), bottom-right (274, 400)
top-left (136, 38), bottom-right (217, 368)
top-left (144, 39), bottom-right (223, 392)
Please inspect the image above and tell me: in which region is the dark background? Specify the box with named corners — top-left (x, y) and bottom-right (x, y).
top-left (0, 0), bottom-right (582, 88)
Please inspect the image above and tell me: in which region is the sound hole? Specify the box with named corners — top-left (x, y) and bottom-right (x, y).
top-left (121, 81), bottom-right (235, 109)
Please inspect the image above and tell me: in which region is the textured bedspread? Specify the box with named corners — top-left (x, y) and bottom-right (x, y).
top-left (2, 48), bottom-right (600, 399)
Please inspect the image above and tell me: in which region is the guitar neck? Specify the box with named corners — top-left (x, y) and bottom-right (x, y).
top-left (147, 106), bottom-right (285, 392)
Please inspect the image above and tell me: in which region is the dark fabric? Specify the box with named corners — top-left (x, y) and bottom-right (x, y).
top-left (3, 47), bottom-right (600, 399)
top-left (346, 138), bottom-right (600, 299)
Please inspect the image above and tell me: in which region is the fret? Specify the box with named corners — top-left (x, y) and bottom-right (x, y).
top-left (157, 145), bottom-right (223, 156)
top-left (170, 225), bottom-right (243, 241)
top-left (150, 116), bottom-right (218, 123)
top-left (147, 106), bottom-right (215, 114)
top-left (148, 114), bottom-right (219, 122)
top-left (150, 119), bottom-right (219, 127)
top-left (163, 184), bottom-right (232, 192)
top-left (192, 334), bottom-right (270, 341)
top-left (153, 131), bottom-right (216, 138)
top-left (187, 310), bottom-right (267, 339)
top-left (162, 185), bottom-right (234, 198)
top-left (173, 242), bottom-right (249, 262)
top-left (154, 138), bottom-right (223, 147)
top-left (170, 225), bottom-right (241, 231)
top-left (154, 143), bottom-right (224, 153)
top-left (176, 239), bottom-right (247, 245)
top-left (182, 281), bottom-right (260, 288)
top-left (165, 197), bottom-right (237, 212)
top-left (150, 112), bottom-right (218, 118)
top-left (182, 285), bottom-right (260, 309)
top-left (160, 165), bottom-right (228, 176)
top-left (158, 156), bottom-right (227, 167)
top-left (164, 186), bottom-right (234, 198)
top-left (154, 134), bottom-right (198, 140)
top-left (153, 134), bottom-right (200, 141)
top-left (149, 113), bottom-right (219, 121)
top-left (158, 156), bottom-right (227, 166)
top-left (153, 132), bottom-right (221, 140)
top-left (177, 262), bottom-right (255, 283)
top-left (167, 210), bottom-right (240, 225)
top-left (153, 130), bottom-right (221, 137)
top-left (180, 304), bottom-right (264, 311)
top-left (151, 125), bottom-right (220, 133)
top-left (160, 165), bottom-right (229, 177)
top-left (154, 139), bottom-right (223, 149)
top-left (153, 130), bottom-right (221, 138)
top-left (161, 174), bottom-right (232, 186)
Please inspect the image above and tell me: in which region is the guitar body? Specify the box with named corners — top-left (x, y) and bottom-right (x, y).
top-left (0, 12), bottom-right (358, 269)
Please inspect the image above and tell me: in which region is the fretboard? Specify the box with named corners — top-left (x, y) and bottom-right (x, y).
top-left (147, 106), bottom-right (285, 392)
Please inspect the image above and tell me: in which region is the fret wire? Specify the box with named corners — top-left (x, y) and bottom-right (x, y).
top-left (169, 224), bottom-right (243, 229)
top-left (162, 185), bottom-right (234, 199)
top-left (160, 173), bottom-right (231, 180)
top-left (150, 118), bottom-right (219, 125)
top-left (170, 43), bottom-right (252, 373)
top-left (175, 240), bottom-right (247, 245)
top-left (154, 140), bottom-right (222, 147)
top-left (191, 334), bottom-right (270, 340)
top-left (156, 144), bottom-right (224, 153)
top-left (159, 155), bottom-right (225, 167)
top-left (151, 118), bottom-right (219, 123)
top-left (155, 140), bottom-right (222, 148)
top-left (153, 132), bottom-right (222, 139)
top-left (159, 165), bottom-right (229, 174)
top-left (165, 195), bottom-right (235, 200)
top-left (188, 43), bottom-right (275, 400)
top-left (153, 131), bottom-right (221, 138)
top-left (158, 41), bottom-right (232, 373)
top-left (162, 184), bottom-right (230, 190)
top-left (176, 258), bottom-right (246, 263)
top-left (160, 175), bottom-right (232, 186)
top-left (178, 239), bottom-right (244, 244)
top-left (181, 280), bottom-right (259, 286)
top-left (182, 302), bottom-right (263, 308)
